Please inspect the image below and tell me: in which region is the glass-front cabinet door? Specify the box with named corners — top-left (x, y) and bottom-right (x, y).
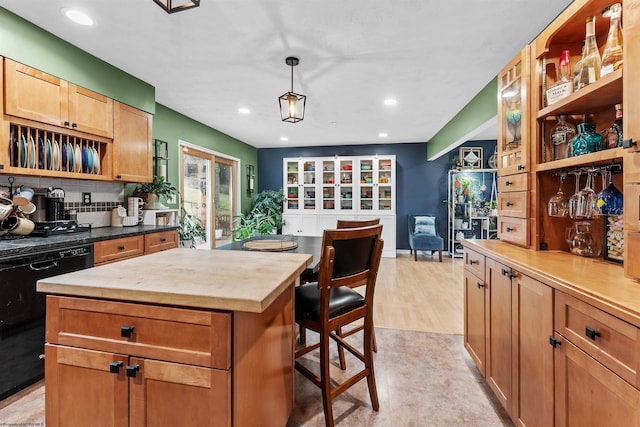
top-left (320, 158), bottom-right (355, 212)
top-left (284, 159), bottom-right (318, 212)
top-left (356, 156), bottom-right (395, 213)
top-left (376, 157), bottom-right (394, 212)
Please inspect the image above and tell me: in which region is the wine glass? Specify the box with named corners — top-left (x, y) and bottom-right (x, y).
top-left (568, 171), bottom-right (582, 219)
top-left (548, 173), bottom-right (568, 217)
top-left (597, 170), bottom-right (623, 215)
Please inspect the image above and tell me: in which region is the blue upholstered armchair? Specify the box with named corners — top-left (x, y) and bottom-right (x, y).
top-left (408, 214), bottom-right (444, 262)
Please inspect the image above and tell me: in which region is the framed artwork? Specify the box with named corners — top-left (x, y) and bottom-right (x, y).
top-left (459, 147), bottom-right (483, 169)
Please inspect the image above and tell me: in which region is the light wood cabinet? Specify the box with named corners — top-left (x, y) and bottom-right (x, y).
top-left (144, 229), bottom-right (178, 254)
top-left (113, 101), bottom-right (153, 183)
top-left (44, 296), bottom-right (231, 427)
top-left (94, 235), bottom-right (145, 265)
top-left (4, 58), bottom-right (113, 138)
top-left (463, 256), bottom-right (487, 376)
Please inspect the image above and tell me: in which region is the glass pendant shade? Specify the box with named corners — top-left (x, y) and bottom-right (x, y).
top-left (279, 57), bottom-right (306, 123)
top-left (153, 0), bottom-right (200, 14)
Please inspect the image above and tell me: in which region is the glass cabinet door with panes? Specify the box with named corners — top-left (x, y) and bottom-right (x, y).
top-left (284, 158), bottom-right (319, 213)
top-left (357, 156), bottom-right (395, 213)
top-left (320, 158), bottom-right (356, 212)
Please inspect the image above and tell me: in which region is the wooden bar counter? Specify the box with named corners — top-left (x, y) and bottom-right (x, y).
top-left (37, 248), bottom-right (312, 427)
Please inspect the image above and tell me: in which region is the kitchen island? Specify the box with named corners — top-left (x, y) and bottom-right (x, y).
top-left (37, 248), bottom-right (312, 427)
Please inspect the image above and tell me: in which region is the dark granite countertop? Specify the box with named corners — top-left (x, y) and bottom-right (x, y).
top-left (0, 225), bottom-right (178, 258)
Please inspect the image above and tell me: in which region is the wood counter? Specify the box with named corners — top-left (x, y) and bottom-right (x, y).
top-left (464, 239), bottom-right (640, 327)
top-left (37, 248), bottom-right (312, 427)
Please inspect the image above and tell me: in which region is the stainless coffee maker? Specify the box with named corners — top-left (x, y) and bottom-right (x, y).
top-left (45, 187), bottom-right (65, 221)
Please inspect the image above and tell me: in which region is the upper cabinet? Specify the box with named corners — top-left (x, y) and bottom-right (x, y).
top-left (4, 58), bottom-right (113, 138)
top-left (113, 101), bottom-right (153, 183)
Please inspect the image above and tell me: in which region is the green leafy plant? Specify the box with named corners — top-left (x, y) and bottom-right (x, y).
top-left (133, 176), bottom-right (177, 209)
top-left (178, 211), bottom-right (207, 247)
top-left (231, 189), bottom-right (285, 241)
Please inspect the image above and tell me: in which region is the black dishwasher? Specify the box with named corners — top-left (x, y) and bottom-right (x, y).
top-left (0, 244), bottom-right (94, 400)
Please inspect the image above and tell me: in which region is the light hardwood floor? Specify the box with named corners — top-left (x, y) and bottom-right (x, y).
top-left (0, 252), bottom-right (467, 424)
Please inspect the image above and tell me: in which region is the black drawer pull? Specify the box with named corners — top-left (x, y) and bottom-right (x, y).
top-left (505, 181), bottom-right (512, 186)
top-left (126, 364), bottom-right (140, 378)
top-left (64, 121), bottom-right (70, 127)
top-left (71, 123), bottom-right (78, 128)
top-left (501, 269), bottom-right (516, 280)
top-left (506, 227), bottom-right (514, 232)
top-left (469, 259), bottom-right (478, 265)
top-left (506, 201), bottom-right (513, 207)
top-left (549, 336), bottom-right (562, 348)
top-left (121, 325), bottom-right (135, 337)
top-left (109, 361), bottom-right (123, 374)
top-left (518, 165), bottom-right (525, 170)
top-left (477, 282), bottom-right (484, 289)
top-left (585, 326), bottom-right (601, 340)
top-left (161, 238), bottom-right (166, 242)
top-left (118, 245), bottom-right (125, 251)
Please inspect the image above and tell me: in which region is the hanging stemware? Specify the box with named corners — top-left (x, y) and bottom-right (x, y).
top-left (568, 170), bottom-right (582, 219)
top-left (597, 169), bottom-right (623, 215)
top-left (548, 173), bottom-right (568, 217)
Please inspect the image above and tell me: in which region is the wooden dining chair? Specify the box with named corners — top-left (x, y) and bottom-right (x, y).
top-left (335, 218), bottom-right (380, 228)
top-left (295, 224), bottom-right (384, 427)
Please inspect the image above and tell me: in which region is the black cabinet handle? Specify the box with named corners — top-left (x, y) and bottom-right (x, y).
top-left (126, 364), bottom-right (140, 378)
top-left (501, 268), bottom-right (516, 280)
top-left (121, 325), bottom-right (135, 337)
top-left (469, 259), bottom-right (478, 265)
top-left (477, 282), bottom-right (484, 289)
top-left (518, 165), bottom-right (525, 170)
top-left (72, 123), bottom-right (78, 128)
top-left (549, 336), bottom-right (562, 348)
top-left (505, 181), bottom-right (512, 186)
top-left (506, 201), bottom-right (514, 207)
top-left (585, 326), bottom-right (601, 340)
top-left (109, 361), bottom-right (123, 374)
top-left (161, 238), bottom-right (166, 242)
top-left (622, 139), bottom-right (637, 149)
top-left (118, 245), bottom-right (125, 251)
top-left (64, 121), bottom-right (70, 127)
top-left (506, 227), bottom-right (514, 232)
top-left (116, 175), bottom-right (122, 179)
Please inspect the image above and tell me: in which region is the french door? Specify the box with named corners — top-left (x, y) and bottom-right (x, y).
top-left (179, 143), bottom-right (237, 248)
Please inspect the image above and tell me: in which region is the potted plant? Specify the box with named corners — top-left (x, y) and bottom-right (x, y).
top-left (231, 189), bottom-right (285, 240)
top-left (133, 176), bottom-right (177, 210)
top-left (178, 211), bottom-right (207, 248)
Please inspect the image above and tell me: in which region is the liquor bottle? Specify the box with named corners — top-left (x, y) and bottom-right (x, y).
top-left (601, 3), bottom-right (623, 77)
top-left (551, 115), bottom-right (577, 161)
top-left (576, 16), bottom-right (602, 90)
top-left (546, 50), bottom-right (573, 105)
top-left (603, 104), bottom-right (623, 149)
top-left (573, 41), bottom-right (585, 92)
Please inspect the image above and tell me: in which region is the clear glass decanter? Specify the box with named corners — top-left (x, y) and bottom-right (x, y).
top-left (576, 16), bottom-right (602, 90)
top-left (551, 115), bottom-right (577, 161)
top-left (601, 3), bottom-right (623, 77)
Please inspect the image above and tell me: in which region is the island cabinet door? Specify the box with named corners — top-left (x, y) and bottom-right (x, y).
top-left (44, 344), bottom-right (129, 427)
top-left (129, 357), bottom-right (230, 427)
top-left (463, 268), bottom-right (487, 375)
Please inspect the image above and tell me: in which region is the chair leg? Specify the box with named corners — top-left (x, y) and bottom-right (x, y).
top-left (298, 326), bottom-right (306, 345)
top-left (372, 328), bottom-right (378, 352)
top-left (336, 327), bottom-right (346, 370)
top-left (364, 319), bottom-right (380, 411)
top-left (438, 250), bottom-right (442, 262)
top-left (320, 331), bottom-right (335, 427)
top-left (414, 249), bottom-right (417, 261)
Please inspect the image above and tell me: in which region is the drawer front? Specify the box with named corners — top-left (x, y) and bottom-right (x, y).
top-left (624, 183), bottom-right (640, 231)
top-left (498, 173), bottom-right (529, 193)
top-left (625, 232), bottom-right (640, 281)
top-left (144, 230), bottom-right (178, 254)
top-left (624, 151), bottom-right (640, 183)
top-left (498, 216), bottom-right (529, 246)
top-left (498, 192), bottom-right (529, 218)
top-left (94, 235), bottom-right (144, 265)
top-left (463, 248), bottom-right (485, 280)
top-left (555, 291), bottom-right (640, 387)
top-left (46, 296), bottom-right (231, 370)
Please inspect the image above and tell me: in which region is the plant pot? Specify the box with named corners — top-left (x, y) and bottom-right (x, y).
top-left (215, 229), bottom-right (223, 240)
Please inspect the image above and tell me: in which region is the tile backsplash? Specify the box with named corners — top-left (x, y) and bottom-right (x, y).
top-left (3, 176), bottom-right (126, 228)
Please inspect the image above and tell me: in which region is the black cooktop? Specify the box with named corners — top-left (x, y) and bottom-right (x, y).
top-left (30, 220), bottom-right (92, 237)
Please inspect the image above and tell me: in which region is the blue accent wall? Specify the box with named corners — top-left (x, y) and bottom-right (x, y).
top-left (258, 140), bottom-right (496, 251)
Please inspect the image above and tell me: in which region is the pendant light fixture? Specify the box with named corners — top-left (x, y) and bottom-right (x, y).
top-left (279, 57), bottom-right (306, 123)
top-left (153, 0), bottom-right (200, 14)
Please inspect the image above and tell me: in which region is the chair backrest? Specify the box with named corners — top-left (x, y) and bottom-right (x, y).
top-left (318, 225), bottom-right (384, 294)
top-left (336, 218), bottom-right (380, 229)
top-left (409, 213), bottom-right (439, 236)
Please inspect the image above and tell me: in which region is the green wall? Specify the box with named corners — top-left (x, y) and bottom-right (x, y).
top-left (0, 7), bottom-right (155, 113)
top-left (426, 77), bottom-right (497, 159)
top-left (0, 6), bottom-right (257, 212)
top-left (153, 104), bottom-right (257, 211)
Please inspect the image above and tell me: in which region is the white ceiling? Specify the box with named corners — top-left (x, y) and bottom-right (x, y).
top-left (2, 0), bottom-right (572, 150)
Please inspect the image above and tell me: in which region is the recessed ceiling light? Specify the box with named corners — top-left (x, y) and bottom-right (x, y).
top-left (383, 99), bottom-right (397, 106)
top-left (62, 9), bottom-right (94, 26)
top-left (280, 137), bottom-right (289, 142)
top-left (238, 107), bottom-right (251, 114)
top-left (378, 132), bottom-right (388, 138)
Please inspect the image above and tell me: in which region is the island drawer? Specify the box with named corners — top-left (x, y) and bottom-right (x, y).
top-left (498, 217), bottom-right (528, 246)
top-left (46, 296), bottom-right (231, 370)
top-left (94, 235), bottom-right (144, 265)
top-left (144, 229), bottom-right (178, 254)
top-left (555, 291), bottom-right (640, 388)
top-left (498, 192), bottom-right (529, 218)
top-left (464, 248), bottom-right (485, 281)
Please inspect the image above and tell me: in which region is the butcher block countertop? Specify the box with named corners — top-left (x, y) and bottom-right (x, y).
top-left (464, 239), bottom-right (640, 327)
top-left (37, 248), bottom-right (312, 313)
